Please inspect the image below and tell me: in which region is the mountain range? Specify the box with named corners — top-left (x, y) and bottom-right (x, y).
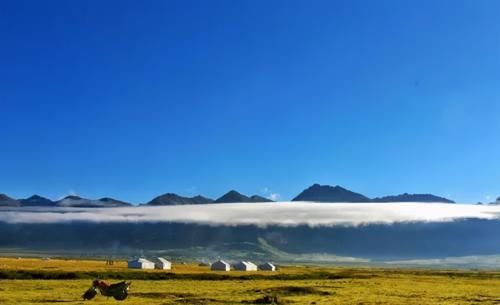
top-left (57, 196), bottom-right (131, 207)
top-left (0, 194), bottom-right (132, 208)
top-left (371, 193), bottom-right (454, 203)
top-left (214, 190), bottom-right (273, 204)
top-left (147, 193), bottom-right (214, 205)
top-left (0, 184), bottom-right (460, 207)
top-left (291, 184), bottom-right (456, 204)
top-left (146, 190), bottom-right (273, 205)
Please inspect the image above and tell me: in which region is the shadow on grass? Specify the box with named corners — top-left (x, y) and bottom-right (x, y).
top-left (255, 286), bottom-right (331, 296)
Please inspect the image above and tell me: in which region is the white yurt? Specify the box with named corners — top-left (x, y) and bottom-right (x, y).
top-left (152, 257), bottom-right (172, 270)
top-left (127, 258), bottom-right (155, 269)
top-left (233, 261), bottom-right (258, 271)
top-left (210, 259), bottom-right (230, 271)
top-left (258, 262), bottom-right (276, 271)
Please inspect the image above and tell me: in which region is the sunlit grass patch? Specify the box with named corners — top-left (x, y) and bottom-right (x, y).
top-left (2, 258), bottom-right (500, 304)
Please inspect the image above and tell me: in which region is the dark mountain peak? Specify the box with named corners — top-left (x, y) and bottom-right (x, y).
top-left (309, 183), bottom-right (323, 189)
top-left (292, 184), bottom-right (371, 203)
top-left (162, 193), bottom-right (177, 197)
top-left (0, 193), bottom-right (14, 201)
top-left (191, 195), bottom-right (214, 204)
top-left (192, 195), bottom-right (208, 200)
top-left (55, 195), bottom-right (130, 207)
top-left (227, 190), bottom-right (243, 196)
top-left (215, 190), bottom-right (250, 203)
top-left (27, 195), bottom-right (44, 200)
top-left (0, 194), bottom-right (20, 206)
top-left (215, 190), bottom-right (275, 203)
top-left (98, 197), bottom-right (131, 206)
top-left (249, 195), bottom-right (274, 202)
top-left (147, 193), bottom-right (214, 205)
top-left (20, 195), bottom-right (55, 207)
top-left (148, 193), bottom-right (180, 206)
top-left (371, 193), bottom-right (455, 204)
top-left (63, 195), bottom-right (82, 200)
top-left (309, 184), bottom-right (348, 192)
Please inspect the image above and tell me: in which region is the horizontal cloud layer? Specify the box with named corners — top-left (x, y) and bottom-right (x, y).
top-left (1, 202), bottom-right (500, 227)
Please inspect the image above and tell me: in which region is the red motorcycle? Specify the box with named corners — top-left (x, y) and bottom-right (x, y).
top-left (83, 279), bottom-right (131, 301)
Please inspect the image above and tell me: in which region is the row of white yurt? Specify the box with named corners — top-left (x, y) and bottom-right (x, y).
top-left (258, 262), bottom-right (276, 271)
top-left (210, 260), bottom-right (276, 271)
top-left (210, 259), bottom-right (230, 271)
top-left (127, 258), bottom-right (275, 271)
top-left (127, 258), bottom-right (155, 269)
top-left (233, 261), bottom-right (258, 271)
top-left (152, 257), bottom-right (172, 270)
top-left (127, 257), bottom-right (172, 270)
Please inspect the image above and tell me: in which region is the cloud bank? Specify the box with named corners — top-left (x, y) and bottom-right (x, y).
top-left (1, 202), bottom-right (500, 227)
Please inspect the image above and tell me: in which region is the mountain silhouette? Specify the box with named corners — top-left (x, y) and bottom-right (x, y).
top-left (20, 195), bottom-right (56, 207)
top-left (147, 193), bottom-right (214, 205)
top-left (293, 184), bottom-right (454, 203)
top-left (372, 193), bottom-right (455, 203)
top-left (56, 196), bottom-right (131, 207)
top-left (0, 185), bottom-right (459, 207)
top-left (0, 194), bottom-right (20, 207)
top-left (215, 190), bottom-right (273, 203)
top-left (292, 184), bottom-right (371, 202)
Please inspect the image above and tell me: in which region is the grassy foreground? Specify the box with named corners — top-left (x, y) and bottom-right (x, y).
top-left (1, 258), bottom-right (500, 304)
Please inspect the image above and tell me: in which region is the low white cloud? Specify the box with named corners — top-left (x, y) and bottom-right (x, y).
top-left (1, 202), bottom-right (500, 227)
top-left (269, 193), bottom-right (281, 201)
top-left (260, 187), bottom-right (280, 201)
top-left (386, 255), bottom-right (500, 267)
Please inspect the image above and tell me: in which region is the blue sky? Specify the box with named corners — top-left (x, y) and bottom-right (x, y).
top-left (1, 0), bottom-right (499, 203)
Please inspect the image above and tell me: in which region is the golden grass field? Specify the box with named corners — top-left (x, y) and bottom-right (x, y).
top-left (1, 257), bottom-right (500, 304)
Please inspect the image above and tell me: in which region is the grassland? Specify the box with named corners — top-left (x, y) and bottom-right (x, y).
top-left (1, 257), bottom-right (500, 304)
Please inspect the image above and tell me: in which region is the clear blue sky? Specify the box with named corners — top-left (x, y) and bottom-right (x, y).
top-left (1, 0), bottom-right (499, 203)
